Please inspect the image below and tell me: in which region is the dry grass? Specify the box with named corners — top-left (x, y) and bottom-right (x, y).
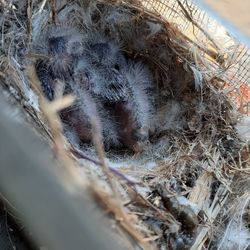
top-left (0, 0), bottom-right (250, 249)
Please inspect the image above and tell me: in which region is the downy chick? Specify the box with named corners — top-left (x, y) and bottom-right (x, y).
top-left (112, 60), bottom-right (154, 153)
top-left (73, 42), bottom-right (145, 152)
top-left (78, 41), bottom-right (129, 102)
top-left (36, 27), bottom-right (84, 81)
top-left (74, 42), bottom-right (154, 152)
top-left (61, 64), bottom-right (120, 149)
top-left (35, 27), bottom-right (84, 99)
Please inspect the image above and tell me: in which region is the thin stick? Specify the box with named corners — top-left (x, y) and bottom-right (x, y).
top-left (27, 0), bottom-right (33, 41)
top-left (70, 146), bottom-right (136, 186)
top-left (49, 0), bottom-right (57, 23)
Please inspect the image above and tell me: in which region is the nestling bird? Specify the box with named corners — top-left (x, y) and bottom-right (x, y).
top-left (71, 61), bottom-right (121, 148)
top-left (76, 41), bottom-right (129, 102)
top-left (112, 60), bottom-right (154, 153)
top-left (74, 41), bottom-right (154, 152)
top-left (34, 27), bottom-right (85, 99)
top-left (34, 26), bottom-right (154, 152)
top-left (35, 27), bottom-right (84, 81)
top-left (59, 79), bottom-right (120, 149)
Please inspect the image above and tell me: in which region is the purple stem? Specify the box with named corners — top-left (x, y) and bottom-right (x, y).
top-left (70, 146), bottom-right (136, 186)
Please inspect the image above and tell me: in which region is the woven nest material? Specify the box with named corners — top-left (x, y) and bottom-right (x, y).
top-left (0, 0), bottom-right (250, 249)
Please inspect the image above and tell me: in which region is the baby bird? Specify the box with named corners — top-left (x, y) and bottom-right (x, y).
top-left (73, 40), bottom-right (154, 152)
top-left (77, 41), bottom-right (129, 102)
top-left (112, 60), bottom-right (154, 153)
top-left (35, 27), bottom-right (84, 81)
top-left (35, 27), bottom-right (85, 99)
top-left (35, 27), bottom-right (154, 152)
top-left (63, 64), bottom-right (120, 149)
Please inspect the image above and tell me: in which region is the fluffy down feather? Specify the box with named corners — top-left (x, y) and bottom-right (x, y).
top-left (122, 60), bottom-right (154, 132)
top-left (110, 60), bottom-right (154, 152)
top-left (60, 78), bottom-right (120, 148)
top-left (75, 41), bottom-right (128, 102)
top-left (34, 24), bottom-right (155, 152)
top-left (35, 27), bottom-right (85, 80)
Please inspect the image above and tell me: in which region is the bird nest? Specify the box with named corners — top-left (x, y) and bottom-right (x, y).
top-left (1, 0), bottom-right (250, 249)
